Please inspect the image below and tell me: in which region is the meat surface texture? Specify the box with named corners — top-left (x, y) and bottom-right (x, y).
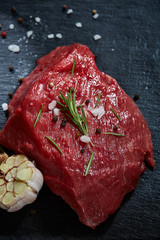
top-left (0, 43), bottom-right (154, 228)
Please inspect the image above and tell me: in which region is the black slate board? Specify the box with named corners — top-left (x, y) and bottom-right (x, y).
top-left (0, 0), bottom-right (160, 239)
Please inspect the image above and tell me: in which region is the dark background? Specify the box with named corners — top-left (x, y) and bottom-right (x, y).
top-left (0, 0), bottom-right (160, 239)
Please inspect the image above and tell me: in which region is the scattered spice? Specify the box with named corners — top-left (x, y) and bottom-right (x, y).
top-left (71, 59), bottom-right (76, 77)
top-left (18, 17), bottom-right (23, 23)
top-left (53, 116), bottom-right (58, 122)
top-left (75, 22), bottom-right (82, 28)
top-left (114, 125), bottom-right (119, 129)
top-left (62, 4), bottom-right (67, 11)
top-left (96, 128), bottom-right (101, 134)
top-left (110, 108), bottom-right (121, 121)
top-left (94, 93), bottom-right (101, 108)
top-left (45, 136), bottom-right (64, 155)
top-left (2, 103), bottom-right (8, 111)
top-left (11, 6), bottom-right (16, 12)
top-left (85, 99), bottom-right (90, 104)
top-left (8, 44), bottom-right (20, 53)
top-left (33, 104), bottom-right (43, 128)
top-left (81, 148), bottom-right (85, 153)
top-left (92, 9), bottom-right (97, 15)
top-left (93, 34), bottom-right (101, 41)
top-left (67, 9), bottom-right (73, 15)
top-left (1, 31), bottom-right (6, 38)
top-left (56, 33), bottom-right (63, 39)
top-left (62, 118), bottom-right (67, 123)
top-left (133, 94), bottom-right (140, 101)
top-left (9, 24), bottom-right (14, 30)
top-left (104, 132), bottom-right (125, 137)
top-left (9, 65), bottom-right (14, 72)
top-left (35, 17), bottom-right (41, 23)
top-left (8, 92), bottom-right (13, 98)
top-left (47, 34), bottom-right (54, 39)
top-left (49, 82), bottom-right (54, 88)
top-left (18, 78), bottom-right (23, 84)
top-left (85, 152), bottom-right (94, 176)
top-left (93, 13), bottom-right (99, 19)
top-left (61, 121), bottom-right (66, 127)
top-left (0, 24), bottom-right (2, 30)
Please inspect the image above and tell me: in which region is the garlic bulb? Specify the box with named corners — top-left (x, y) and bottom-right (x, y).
top-left (0, 153), bottom-right (43, 212)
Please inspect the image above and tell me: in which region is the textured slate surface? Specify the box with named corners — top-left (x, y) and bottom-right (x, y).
top-left (0, 0), bottom-right (160, 239)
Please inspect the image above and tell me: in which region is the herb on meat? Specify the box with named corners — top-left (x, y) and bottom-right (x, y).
top-left (57, 89), bottom-right (88, 136)
top-left (85, 152), bottom-right (94, 176)
top-left (110, 108), bottom-right (121, 121)
top-left (33, 104), bottom-right (43, 128)
top-left (45, 136), bottom-right (64, 155)
top-left (104, 132), bottom-right (125, 137)
top-left (94, 94), bottom-right (101, 108)
top-left (71, 59), bottom-right (76, 77)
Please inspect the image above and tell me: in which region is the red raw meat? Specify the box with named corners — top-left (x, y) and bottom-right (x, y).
top-left (0, 43), bottom-right (154, 228)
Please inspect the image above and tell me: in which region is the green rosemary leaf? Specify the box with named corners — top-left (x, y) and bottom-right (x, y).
top-left (94, 93), bottom-right (101, 108)
top-left (58, 90), bottom-right (88, 136)
top-left (45, 136), bottom-right (64, 155)
top-left (104, 132), bottom-right (125, 137)
top-left (33, 104), bottom-right (43, 128)
top-left (71, 58), bottom-right (76, 77)
top-left (110, 108), bottom-right (121, 121)
top-left (85, 152), bottom-right (94, 176)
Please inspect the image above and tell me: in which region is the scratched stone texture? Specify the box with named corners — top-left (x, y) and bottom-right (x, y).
top-left (0, 0), bottom-right (160, 239)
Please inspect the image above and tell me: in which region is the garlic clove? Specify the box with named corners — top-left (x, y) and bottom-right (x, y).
top-left (27, 163), bottom-right (43, 193)
top-left (15, 155), bottom-right (28, 166)
top-left (17, 160), bottom-right (29, 171)
top-left (0, 179), bottom-right (5, 185)
top-left (6, 156), bottom-right (15, 169)
top-left (0, 185), bottom-right (6, 198)
top-left (0, 163), bottom-right (10, 173)
top-left (2, 192), bottom-right (14, 205)
top-left (16, 167), bottom-right (33, 182)
top-left (7, 182), bottom-right (14, 192)
top-left (14, 181), bottom-right (27, 195)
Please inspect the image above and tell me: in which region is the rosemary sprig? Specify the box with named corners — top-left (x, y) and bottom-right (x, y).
top-left (71, 59), bottom-right (76, 77)
top-left (94, 93), bottom-right (101, 108)
top-left (57, 89), bottom-right (88, 136)
top-left (45, 136), bottom-right (64, 155)
top-left (104, 132), bottom-right (125, 137)
top-left (33, 104), bottom-right (43, 128)
top-left (85, 152), bottom-right (94, 176)
top-left (110, 108), bottom-right (121, 121)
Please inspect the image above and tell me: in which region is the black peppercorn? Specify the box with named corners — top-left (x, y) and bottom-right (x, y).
top-left (114, 125), bottom-right (119, 129)
top-left (62, 5), bottom-right (67, 11)
top-left (61, 121), bottom-right (66, 127)
top-left (81, 148), bottom-right (85, 153)
top-left (18, 78), bottom-right (23, 84)
top-left (11, 6), bottom-right (16, 12)
top-left (62, 118), bottom-right (67, 123)
top-left (9, 65), bottom-right (14, 72)
top-left (53, 116), bottom-right (58, 122)
top-left (85, 99), bottom-right (90, 104)
top-left (8, 92), bottom-right (13, 98)
top-left (133, 94), bottom-right (140, 101)
top-left (96, 128), bottom-right (101, 134)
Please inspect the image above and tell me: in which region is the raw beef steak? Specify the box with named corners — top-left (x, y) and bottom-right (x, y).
top-left (0, 43), bottom-right (154, 228)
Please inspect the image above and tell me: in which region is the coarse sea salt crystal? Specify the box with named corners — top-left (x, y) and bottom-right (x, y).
top-left (9, 24), bottom-right (14, 30)
top-left (27, 30), bottom-right (33, 38)
top-left (2, 103), bottom-right (8, 111)
top-left (75, 22), bottom-right (82, 28)
top-left (93, 13), bottom-right (99, 19)
top-left (48, 100), bottom-right (56, 110)
top-left (35, 17), bottom-right (41, 23)
top-left (8, 44), bottom-right (20, 53)
top-left (93, 34), bottom-right (101, 40)
top-left (47, 33), bottom-right (54, 39)
top-left (89, 106), bottom-right (105, 119)
top-left (54, 108), bottom-right (60, 116)
top-left (67, 9), bottom-right (73, 14)
top-left (80, 135), bottom-right (90, 143)
top-left (56, 33), bottom-right (62, 39)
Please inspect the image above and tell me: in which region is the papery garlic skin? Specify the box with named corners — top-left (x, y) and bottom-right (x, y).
top-left (0, 154), bottom-right (44, 212)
